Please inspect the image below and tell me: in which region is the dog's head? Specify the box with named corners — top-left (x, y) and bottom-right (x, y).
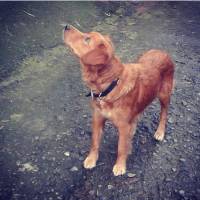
top-left (64, 25), bottom-right (114, 66)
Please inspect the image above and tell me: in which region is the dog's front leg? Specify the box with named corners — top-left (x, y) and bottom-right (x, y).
top-left (113, 121), bottom-right (136, 176)
top-left (83, 109), bottom-right (106, 169)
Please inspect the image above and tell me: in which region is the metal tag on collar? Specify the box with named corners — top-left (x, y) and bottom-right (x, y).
top-left (91, 90), bottom-right (94, 100)
top-left (98, 92), bottom-right (102, 100)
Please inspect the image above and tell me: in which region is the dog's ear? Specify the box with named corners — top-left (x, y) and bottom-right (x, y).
top-left (81, 43), bottom-right (109, 65)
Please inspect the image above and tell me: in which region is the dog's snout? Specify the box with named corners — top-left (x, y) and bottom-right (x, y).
top-left (65, 24), bottom-right (71, 31)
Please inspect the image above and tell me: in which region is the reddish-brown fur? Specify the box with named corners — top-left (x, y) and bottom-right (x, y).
top-left (64, 26), bottom-right (174, 176)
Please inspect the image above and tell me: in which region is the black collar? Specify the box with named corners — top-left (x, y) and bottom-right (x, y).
top-left (86, 79), bottom-right (119, 99)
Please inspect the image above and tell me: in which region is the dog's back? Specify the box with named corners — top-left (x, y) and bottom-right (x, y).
top-left (137, 49), bottom-right (174, 74)
top-left (130, 49), bottom-right (174, 114)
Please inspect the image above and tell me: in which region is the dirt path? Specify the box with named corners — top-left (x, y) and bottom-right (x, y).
top-left (0, 2), bottom-right (200, 200)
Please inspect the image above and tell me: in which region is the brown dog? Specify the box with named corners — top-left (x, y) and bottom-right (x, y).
top-left (64, 25), bottom-right (174, 176)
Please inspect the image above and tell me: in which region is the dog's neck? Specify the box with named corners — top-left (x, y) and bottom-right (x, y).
top-left (80, 56), bottom-right (124, 93)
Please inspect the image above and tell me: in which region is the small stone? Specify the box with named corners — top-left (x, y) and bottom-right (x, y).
top-left (173, 138), bottom-right (178, 143)
top-left (153, 152), bottom-right (158, 156)
top-left (168, 116), bottom-right (174, 124)
top-left (42, 156), bottom-right (46, 160)
top-left (192, 132), bottom-right (198, 137)
top-left (80, 130), bottom-right (85, 135)
top-left (127, 173), bottom-right (136, 178)
top-left (64, 152), bottom-right (70, 157)
top-left (89, 190), bottom-right (95, 196)
top-left (56, 135), bottom-right (62, 140)
top-left (96, 189), bottom-right (100, 196)
top-left (78, 156), bottom-right (84, 161)
top-left (70, 166), bottom-right (78, 172)
top-left (35, 136), bottom-right (39, 141)
top-left (179, 158), bottom-right (186, 162)
top-left (172, 167), bottom-right (176, 172)
top-left (182, 100), bottom-right (187, 106)
top-left (107, 184), bottom-right (114, 190)
top-left (140, 137), bottom-right (147, 144)
top-left (83, 115), bottom-right (87, 118)
top-left (179, 190), bottom-right (185, 196)
top-left (57, 115), bottom-right (64, 121)
top-left (18, 162), bottom-right (39, 172)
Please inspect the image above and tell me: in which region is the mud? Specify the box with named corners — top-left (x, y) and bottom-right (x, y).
top-left (0, 2), bottom-right (200, 200)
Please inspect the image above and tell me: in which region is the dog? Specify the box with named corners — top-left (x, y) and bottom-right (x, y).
top-left (64, 25), bottom-right (174, 176)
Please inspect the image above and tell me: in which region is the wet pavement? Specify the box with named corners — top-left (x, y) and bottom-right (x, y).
top-left (0, 2), bottom-right (200, 200)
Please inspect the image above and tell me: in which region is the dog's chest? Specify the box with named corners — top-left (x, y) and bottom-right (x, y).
top-left (94, 100), bottom-right (114, 119)
top-left (100, 108), bottom-right (112, 118)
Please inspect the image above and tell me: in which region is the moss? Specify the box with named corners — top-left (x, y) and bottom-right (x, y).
top-left (10, 113), bottom-right (24, 122)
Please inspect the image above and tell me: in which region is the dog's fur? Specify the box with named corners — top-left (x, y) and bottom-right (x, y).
top-left (64, 26), bottom-right (174, 176)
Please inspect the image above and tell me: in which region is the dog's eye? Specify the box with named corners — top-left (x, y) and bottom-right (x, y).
top-left (84, 37), bottom-right (91, 44)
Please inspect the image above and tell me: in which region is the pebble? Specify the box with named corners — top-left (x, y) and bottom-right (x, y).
top-left (182, 100), bottom-right (187, 106)
top-left (64, 152), bottom-right (70, 157)
top-left (172, 167), bottom-right (176, 172)
top-left (89, 190), bottom-right (95, 196)
top-left (168, 116), bottom-right (174, 123)
top-left (192, 132), bottom-right (198, 137)
top-left (107, 184), bottom-right (114, 190)
top-left (70, 166), bottom-right (78, 172)
top-left (83, 114), bottom-right (87, 118)
top-left (80, 130), bottom-right (85, 135)
top-left (78, 156), bottom-right (84, 161)
top-left (127, 173), bottom-right (136, 178)
top-left (57, 115), bottom-right (64, 121)
top-left (179, 158), bottom-right (186, 162)
top-left (34, 136), bottom-right (39, 141)
top-left (173, 138), bottom-right (178, 143)
top-left (42, 156), bottom-right (46, 160)
top-left (179, 190), bottom-right (185, 196)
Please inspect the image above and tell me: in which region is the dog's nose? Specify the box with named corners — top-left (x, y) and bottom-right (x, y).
top-left (64, 24), bottom-right (71, 31)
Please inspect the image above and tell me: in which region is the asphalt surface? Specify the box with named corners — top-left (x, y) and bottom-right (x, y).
top-left (0, 2), bottom-right (200, 200)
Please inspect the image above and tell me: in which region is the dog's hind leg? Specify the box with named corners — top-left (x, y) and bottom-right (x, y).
top-left (154, 70), bottom-right (174, 141)
top-left (84, 109), bottom-right (106, 169)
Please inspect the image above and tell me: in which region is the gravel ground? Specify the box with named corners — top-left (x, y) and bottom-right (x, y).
top-left (0, 2), bottom-right (200, 200)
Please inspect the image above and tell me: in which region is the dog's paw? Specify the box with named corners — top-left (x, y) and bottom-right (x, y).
top-left (154, 130), bottom-right (165, 141)
top-left (83, 155), bottom-right (97, 169)
top-left (112, 163), bottom-right (126, 176)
